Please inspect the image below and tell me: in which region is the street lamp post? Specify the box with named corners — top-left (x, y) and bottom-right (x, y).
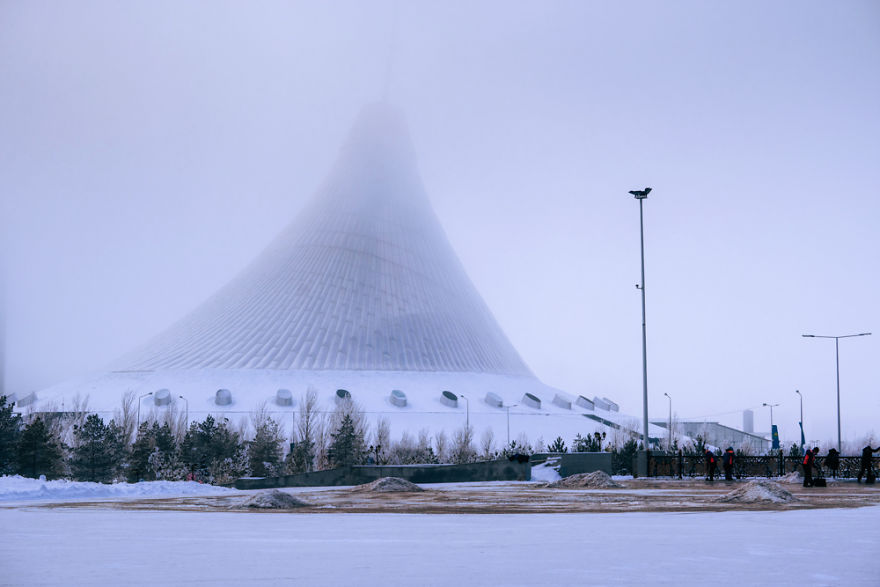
top-left (762, 402), bottom-right (779, 450)
top-left (460, 394), bottom-right (470, 430)
top-left (802, 332), bottom-right (871, 452)
top-left (795, 389), bottom-right (804, 452)
top-left (505, 404), bottom-right (518, 446)
top-left (663, 392), bottom-right (672, 452)
top-left (628, 187), bottom-right (652, 455)
top-left (762, 402), bottom-right (779, 427)
top-left (136, 391), bottom-right (154, 431)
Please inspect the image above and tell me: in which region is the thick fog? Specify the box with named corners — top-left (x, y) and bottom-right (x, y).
top-left (2, 1), bottom-right (878, 444)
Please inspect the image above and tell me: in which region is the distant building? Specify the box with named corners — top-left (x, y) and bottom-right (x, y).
top-left (653, 420), bottom-right (769, 453)
top-left (22, 103), bottom-right (645, 445)
top-left (743, 409), bottom-right (754, 434)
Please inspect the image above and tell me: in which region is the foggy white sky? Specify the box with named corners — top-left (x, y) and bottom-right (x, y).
top-left (2, 1), bottom-right (878, 445)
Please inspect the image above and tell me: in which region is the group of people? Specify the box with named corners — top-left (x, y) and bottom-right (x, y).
top-left (704, 447), bottom-right (736, 481)
top-left (702, 445), bottom-right (879, 486)
top-left (803, 444), bottom-right (879, 486)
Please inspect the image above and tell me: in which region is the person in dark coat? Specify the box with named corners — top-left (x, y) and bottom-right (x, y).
top-left (803, 447), bottom-right (819, 487)
top-left (723, 447), bottom-right (735, 481)
top-left (825, 448), bottom-right (840, 479)
top-left (857, 445), bottom-right (880, 482)
top-left (705, 449), bottom-right (717, 481)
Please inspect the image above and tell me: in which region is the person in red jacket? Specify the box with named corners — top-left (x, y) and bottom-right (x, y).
top-left (803, 447), bottom-right (819, 487)
top-left (705, 449), bottom-right (717, 481)
top-left (723, 447), bottom-right (735, 481)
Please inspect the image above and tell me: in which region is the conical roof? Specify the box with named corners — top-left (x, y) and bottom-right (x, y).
top-left (119, 104), bottom-right (533, 377)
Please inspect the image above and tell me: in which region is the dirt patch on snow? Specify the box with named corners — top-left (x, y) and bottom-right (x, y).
top-left (352, 477), bottom-right (425, 493)
top-left (715, 480), bottom-right (798, 504)
top-left (547, 471), bottom-right (622, 489)
top-left (238, 490), bottom-right (310, 509)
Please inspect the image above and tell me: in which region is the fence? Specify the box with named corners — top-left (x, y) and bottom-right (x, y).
top-left (645, 453), bottom-right (878, 479)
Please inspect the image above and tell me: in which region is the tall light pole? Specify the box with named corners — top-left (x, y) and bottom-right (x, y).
top-left (762, 402), bottom-right (779, 450)
top-left (505, 404), bottom-right (518, 446)
top-left (628, 187), bottom-right (652, 453)
top-left (136, 391), bottom-right (153, 431)
top-left (803, 332), bottom-right (871, 452)
top-left (663, 392), bottom-right (672, 452)
top-left (460, 394), bottom-right (470, 430)
top-left (795, 389), bottom-right (804, 452)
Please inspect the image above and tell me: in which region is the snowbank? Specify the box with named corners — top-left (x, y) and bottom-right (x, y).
top-left (715, 480), bottom-right (797, 504)
top-left (353, 477), bottom-right (424, 493)
top-left (547, 471), bottom-right (621, 489)
top-left (238, 490), bottom-right (309, 509)
top-left (0, 475), bottom-right (235, 502)
top-left (529, 462), bottom-right (561, 483)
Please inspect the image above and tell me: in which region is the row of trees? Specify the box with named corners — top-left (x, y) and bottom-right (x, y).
top-left (1, 391), bottom-right (684, 484)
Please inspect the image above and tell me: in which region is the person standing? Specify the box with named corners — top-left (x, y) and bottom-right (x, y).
top-left (825, 448), bottom-right (840, 479)
top-left (723, 447), bottom-right (735, 481)
top-left (857, 445), bottom-right (880, 483)
top-left (803, 447), bottom-right (819, 487)
top-left (705, 448), bottom-right (717, 481)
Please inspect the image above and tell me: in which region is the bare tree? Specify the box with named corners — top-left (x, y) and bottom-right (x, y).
top-left (114, 390), bottom-right (136, 445)
top-left (433, 429), bottom-right (448, 463)
top-left (451, 424), bottom-right (476, 464)
top-left (371, 417), bottom-right (391, 464)
top-left (480, 427), bottom-right (495, 460)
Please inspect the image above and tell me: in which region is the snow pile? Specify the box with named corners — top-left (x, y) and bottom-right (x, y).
top-left (353, 477), bottom-right (424, 493)
top-left (238, 490), bottom-right (309, 509)
top-left (530, 462), bottom-right (562, 483)
top-left (0, 475), bottom-right (235, 502)
top-left (547, 471), bottom-right (621, 489)
top-left (777, 472), bottom-right (804, 484)
top-left (716, 480), bottom-right (798, 504)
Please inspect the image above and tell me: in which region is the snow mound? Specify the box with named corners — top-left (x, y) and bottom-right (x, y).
top-left (239, 490), bottom-right (309, 509)
top-left (530, 462), bottom-right (562, 483)
top-left (0, 475), bottom-right (235, 502)
top-left (777, 472), bottom-right (804, 484)
top-left (353, 477), bottom-right (424, 493)
top-left (547, 471), bottom-right (621, 489)
top-left (716, 480), bottom-right (798, 504)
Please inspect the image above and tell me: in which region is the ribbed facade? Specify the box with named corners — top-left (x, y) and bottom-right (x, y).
top-left (118, 104), bottom-right (533, 377)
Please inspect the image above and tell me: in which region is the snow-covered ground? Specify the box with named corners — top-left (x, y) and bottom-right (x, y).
top-left (0, 475), bottom-right (234, 503)
top-left (2, 507), bottom-right (878, 585)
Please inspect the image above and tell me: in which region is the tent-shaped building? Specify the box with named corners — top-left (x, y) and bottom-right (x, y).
top-left (29, 104), bottom-right (647, 445)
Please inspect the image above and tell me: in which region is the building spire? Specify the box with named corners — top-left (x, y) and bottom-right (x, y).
top-left (382, 0), bottom-right (399, 100)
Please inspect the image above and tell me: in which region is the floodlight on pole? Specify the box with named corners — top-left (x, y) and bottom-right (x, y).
top-left (802, 332), bottom-right (871, 451)
top-left (628, 187), bottom-right (652, 455)
top-left (762, 402), bottom-right (779, 427)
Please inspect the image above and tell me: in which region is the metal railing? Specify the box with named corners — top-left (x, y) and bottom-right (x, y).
top-left (645, 454), bottom-right (878, 479)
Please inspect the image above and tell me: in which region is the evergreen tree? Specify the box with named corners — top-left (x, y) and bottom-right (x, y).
top-left (128, 421), bottom-right (180, 482)
top-left (129, 422), bottom-right (156, 482)
top-left (0, 395), bottom-right (22, 474)
top-left (71, 414), bottom-right (126, 482)
top-left (328, 414), bottom-right (365, 468)
top-left (16, 417), bottom-right (64, 479)
top-left (180, 416), bottom-right (245, 483)
top-left (248, 417), bottom-right (284, 477)
top-left (573, 431), bottom-right (606, 452)
top-left (547, 436), bottom-right (567, 453)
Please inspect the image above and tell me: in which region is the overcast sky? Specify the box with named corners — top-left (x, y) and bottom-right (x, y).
top-left (2, 1), bottom-right (878, 445)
